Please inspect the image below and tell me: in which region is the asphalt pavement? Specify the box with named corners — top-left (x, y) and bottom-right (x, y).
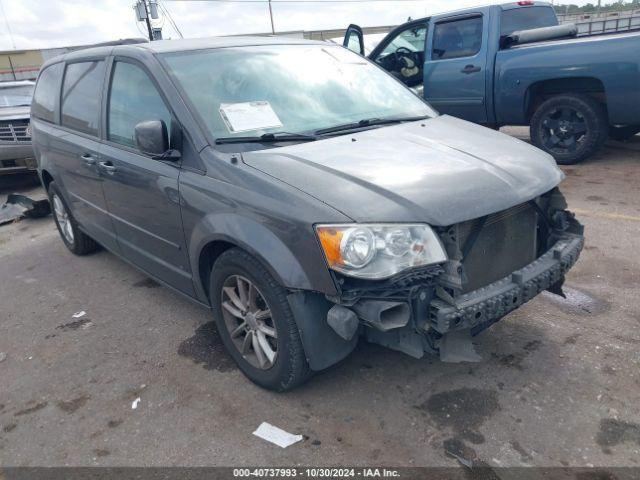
top-left (0, 132), bottom-right (639, 468)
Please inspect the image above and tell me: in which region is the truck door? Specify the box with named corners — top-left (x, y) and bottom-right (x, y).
top-left (343, 24), bottom-right (365, 55)
top-left (368, 21), bottom-right (428, 98)
top-left (424, 13), bottom-right (490, 124)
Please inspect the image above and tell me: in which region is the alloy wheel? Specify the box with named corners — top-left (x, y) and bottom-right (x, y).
top-left (52, 194), bottom-right (74, 244)
top-left (220, 275), bottom-right (278, 369)
top-left (540, 107), bottom-right (588, 154)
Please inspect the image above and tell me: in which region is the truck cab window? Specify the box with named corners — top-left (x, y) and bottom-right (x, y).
top-left (432, 16), bottom-right (483, 60)
top-left (500, 7), bottom-right (558, 36)
top-left (374, 25), bottom-right (427, 88)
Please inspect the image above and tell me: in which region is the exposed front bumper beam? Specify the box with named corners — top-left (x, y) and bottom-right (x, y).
top-left (429, 233), bottom-right (584, 335)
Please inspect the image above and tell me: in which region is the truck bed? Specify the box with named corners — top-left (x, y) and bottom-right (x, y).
top-left (494, 31), bottom-right (640, 126)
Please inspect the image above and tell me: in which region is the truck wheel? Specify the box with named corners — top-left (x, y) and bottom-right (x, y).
top-left (48, 181), bottom-right (99, 255)
top-left (210, 248), bottom-right (311, 391)
top-left (609, 125), bottom-right (640, 141)
top-left (530, 94), bottom-right (608, 165)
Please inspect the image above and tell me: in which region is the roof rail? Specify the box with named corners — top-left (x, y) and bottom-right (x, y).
top-left (74, 38), bottom-right (149, 50)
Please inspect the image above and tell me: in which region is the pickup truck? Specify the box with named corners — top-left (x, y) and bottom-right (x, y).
top-left (344, 1), bottom-right (640, 164)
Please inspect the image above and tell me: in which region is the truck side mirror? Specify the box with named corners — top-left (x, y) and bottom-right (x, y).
top-left (343, 24), bottom-right (365, 56)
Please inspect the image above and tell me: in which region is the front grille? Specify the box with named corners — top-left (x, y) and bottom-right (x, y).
top-left (454, 202), bottom-right (538, 293)
top-left (0, 119), bottom-right (31, 143)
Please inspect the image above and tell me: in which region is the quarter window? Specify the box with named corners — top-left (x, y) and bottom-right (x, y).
top-left (107, 62), bottom-right (172, 149)
top-left (32, 63), bottom-right (63, 122)
top-left (61, 61), bottom-right (105, 136)
top-left (432, 16), bottom-right (483, 60)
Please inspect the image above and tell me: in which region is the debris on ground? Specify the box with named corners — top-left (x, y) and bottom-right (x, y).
top-left (0, 194), bottom-right (51, 226)
top-left (0, 352), bottom-right (6, 363)
top-left (253, 422), bottom-right (303, 448)
top-left (72, 311), bottom-right (86, 318)
top-left (131, 397), bottom-right (141, 410)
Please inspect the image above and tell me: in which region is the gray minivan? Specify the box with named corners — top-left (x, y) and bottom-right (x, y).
top-left (32, 37), bottom-right (583, 391)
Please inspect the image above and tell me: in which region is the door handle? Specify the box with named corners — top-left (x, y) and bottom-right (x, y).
top-left (98, 161), bottom-right (117, 174)
top-left (461, 64), bottom-right (481, 74)
top-left (80, 153), bottom-right (97, 165)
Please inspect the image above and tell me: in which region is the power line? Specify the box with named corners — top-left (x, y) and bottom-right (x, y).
top-left (159, 1), bottom-right (184, 38)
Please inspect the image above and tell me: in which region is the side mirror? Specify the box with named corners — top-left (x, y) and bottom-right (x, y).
top-left (134, 120), bottom-right (181, 161)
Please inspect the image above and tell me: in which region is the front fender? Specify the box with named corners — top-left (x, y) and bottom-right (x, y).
top-left (189, 212), bottom-right (338, 303)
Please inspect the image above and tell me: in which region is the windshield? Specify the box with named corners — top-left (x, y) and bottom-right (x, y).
top-left (0, 85), bottom-right (34, 107)
top-left (161, 44), bottom-right (436, 147)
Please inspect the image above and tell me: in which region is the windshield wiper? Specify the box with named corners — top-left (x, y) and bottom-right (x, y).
top-left (215, 132), bottom-right (317, 145)
top-left (314, 115), bottom-right (430, 136)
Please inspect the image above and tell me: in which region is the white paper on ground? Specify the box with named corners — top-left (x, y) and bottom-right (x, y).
top-left (219, 101), bottom-right (283, 133)
top-left (253, 422), bottom-right (303, 448)
top-left (131, 397), bottom-right (141, 410)
top-left (72, 311), bottom-right (86, 318)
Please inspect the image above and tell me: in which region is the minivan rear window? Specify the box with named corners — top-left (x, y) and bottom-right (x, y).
top-left (500, 7), bottom-right (558, 36)
top-left (61, 61), bottom-right (105, 136)
top-left (32, 63), bottom-right (63, 122)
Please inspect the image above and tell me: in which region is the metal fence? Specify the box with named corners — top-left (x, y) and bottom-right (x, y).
top-left (571, 14), bottom-right (640, 36)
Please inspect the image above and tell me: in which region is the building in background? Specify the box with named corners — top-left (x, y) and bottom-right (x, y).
top-left (0, 47), bottom-right (71, 82)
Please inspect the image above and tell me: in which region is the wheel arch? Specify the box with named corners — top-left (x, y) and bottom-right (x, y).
top-left (525, 77), bottom-right (608, 123)
top-left (190, 214), bottom-right (336, 305)
top-left (40, 169), bottom-right (54, 192)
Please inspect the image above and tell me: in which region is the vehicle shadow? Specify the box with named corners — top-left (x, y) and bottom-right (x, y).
top-left (0, 173), bottom-right (41, 199)
top-left (299, 306), bottom-right (567, 395)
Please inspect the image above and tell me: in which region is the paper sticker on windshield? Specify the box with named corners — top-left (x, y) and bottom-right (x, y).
top-left (219, 101), bottom-right (283, 133)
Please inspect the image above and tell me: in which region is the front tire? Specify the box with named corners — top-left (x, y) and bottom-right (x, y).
top-left (530, 94), bottom-right (608, 165)
top-left (48, 181), bottom-right (99, 255)
top-left (210, 248), bottom-right (311, 391)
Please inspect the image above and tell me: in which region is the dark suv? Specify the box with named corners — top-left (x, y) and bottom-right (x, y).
top-left (32, 37), bottom-right (583, 391)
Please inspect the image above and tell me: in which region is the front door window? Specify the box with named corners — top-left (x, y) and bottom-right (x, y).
top-left (374, 25), bottom-right (427, 89)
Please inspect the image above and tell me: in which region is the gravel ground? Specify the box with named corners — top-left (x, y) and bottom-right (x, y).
top-left (0, 133), bottom-right (639, 468)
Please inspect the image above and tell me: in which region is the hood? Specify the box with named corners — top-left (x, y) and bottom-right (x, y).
top-left (242, 115), bottom-right (563, 226)
top-left (0, 106), bottom-right (30, 121)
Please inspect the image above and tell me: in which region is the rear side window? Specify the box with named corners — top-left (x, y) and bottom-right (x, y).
top-left (32, 63), bottom-right (63, 122)
top-left (432, 16), bottom-right (483, 60)
top-left (61, 61), bottom-right (105, 136)
top-left (107, 61), bottom-right (172, 149)
top-left (500, 7), bottom-right (558, 36)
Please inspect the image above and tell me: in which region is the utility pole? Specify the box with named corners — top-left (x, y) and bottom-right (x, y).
top-left (268, 0), bottom-right (275, 34)
top-left (143, 1), bottom-right (153, 41)
top-left (134, 0), bottom-right (160, 41)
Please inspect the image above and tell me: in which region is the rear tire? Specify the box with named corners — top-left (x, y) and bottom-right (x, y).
top-left (210, 248), bottom-right (311, 391)
top-left (47, 181), bottom-right (99, 255)
top-left (530, 94), bottom-right (608, 165)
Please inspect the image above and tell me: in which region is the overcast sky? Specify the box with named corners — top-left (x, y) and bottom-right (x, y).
top-left (0, 0), bottom-right (596, 51)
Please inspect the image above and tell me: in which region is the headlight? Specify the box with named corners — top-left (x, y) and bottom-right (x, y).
top-left (316, 224), bottom-right (447, 279)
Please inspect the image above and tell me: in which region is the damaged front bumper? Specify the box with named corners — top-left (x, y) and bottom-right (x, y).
top-left (288, 200), bottom-right (584, 371)
top-left (430, 232), bottom-right (584, 336)
top-left (290, 231), bottom-right (584, 370)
